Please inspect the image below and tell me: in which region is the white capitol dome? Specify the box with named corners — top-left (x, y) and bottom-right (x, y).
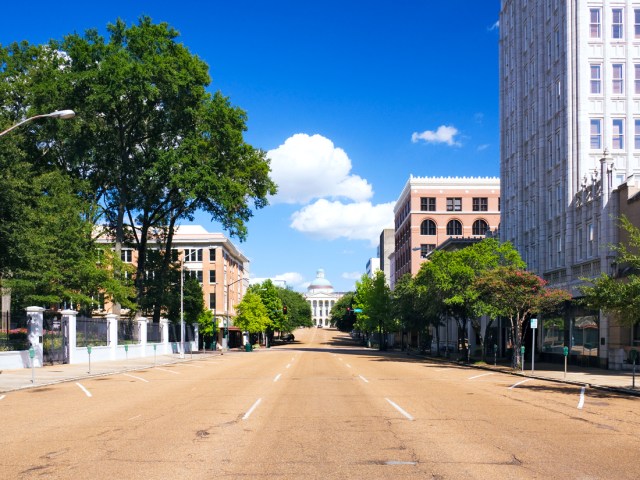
top-left (307, 269), bottom-right (334, 294)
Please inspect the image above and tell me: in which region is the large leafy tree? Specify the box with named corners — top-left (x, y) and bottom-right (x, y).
top-left (275, 286), bottom-right (312, 332)
top-left (234, 291), bottom-right (271, 335)
top-left (16, 17), bottom-right (276, 318)
top-left (354, 271), bottom-right (394, 350)
top-left (580, 216), bottom-right (640, 328)
top-left (392, 273), bottom-right (439, 351)
top-left (0, 42), bottom-right (132, 311)
top-left (330, 292), bottom-right (356, 332)
top-left (248, 280), bottom-right (283, 344)
top-left (475, 266), bottom-right (571, 368)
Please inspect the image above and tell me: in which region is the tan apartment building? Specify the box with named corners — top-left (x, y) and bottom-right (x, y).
top-left (98, 225), bottom-right (249, 347)
top-left (391, 176), bottom-right (501, 287)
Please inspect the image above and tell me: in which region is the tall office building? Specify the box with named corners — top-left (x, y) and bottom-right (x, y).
top-left (500, 1), bottom-right (640, 368)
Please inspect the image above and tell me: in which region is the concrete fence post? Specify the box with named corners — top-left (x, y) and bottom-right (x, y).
top-left (138, 317), bottom-right (148, 357)
top-left (160, 318), bottom-right (169, 355)
top-left (26, 306), bottom-right (44, 368)
top-left (106, 313), bottom-right (118, 360)
top-left (61, 309), bottom-right (77, 364)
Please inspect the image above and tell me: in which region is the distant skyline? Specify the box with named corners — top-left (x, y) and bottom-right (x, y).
top-left (2, 0), bottom-right (502, 292)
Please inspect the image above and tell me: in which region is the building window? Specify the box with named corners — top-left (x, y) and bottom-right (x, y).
top-left (209, 293), bottom-right (216, 310)
top-left (420, 219), bottom-right (436, 236)
top-left (472, 197), bottom-right (488, 212)
top-left (121, 249), bottom-right (133, 263)
top-left (186, 269), bottom-right (203, 284)
top-left (556, 235), bottom-right (563, 267)
top-left (612, 64), bottom-right (624, 94)
top-left (472, 220), bottom-right (489, 236)
top-left (184, 248), bottom-right (203, 262)
top-left (636, 9), bottom-right (640, 38)
top-left (209, 248), bottom-right (216, 261)
top-left (446, 197), bottom-right (462, 211)
top-left (209, 270), bottom-right (216, 284)
top-left (590, 64), bottom-right (601, 94)
top-left (577, 227), bottom-right (583, 260)
top-left (635, 65), bottom-right (640, 95)
top-left (420, 244), bottom-right (435, 259)
top-left (612, 119), bottom-right (625, 150)
top-left (612, 8), bottom-right (624, 39)
top-left (635, 120), bottom-right (640, 150)
top-left (587, 223), bottom-right (594, 257)
top-left (420, 197), bottom-right (436, 211)
top-left (590, 119), bottom-right (602, 149)
top-left (446, 220), bottom-right (462, 236)
top-left (590, 8), bottom-right (601, 38)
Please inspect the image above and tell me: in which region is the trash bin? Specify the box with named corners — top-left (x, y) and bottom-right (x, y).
top-left (245, 343), bottom-right (252, 352)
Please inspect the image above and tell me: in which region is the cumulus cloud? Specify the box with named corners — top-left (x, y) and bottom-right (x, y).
top-left (489, 20), bottom-right (499, 31)
top-left (267, 133), bottom-right (373, 204)
top-left (411, 125), bottom-right (461, 146)
top-left (273, 272), bottom-right (305, 286)
top-left (290, 199), bottom-right (394, 246)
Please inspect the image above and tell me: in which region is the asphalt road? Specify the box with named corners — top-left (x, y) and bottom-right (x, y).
top-left (1, 327), bottom-right (639, 479)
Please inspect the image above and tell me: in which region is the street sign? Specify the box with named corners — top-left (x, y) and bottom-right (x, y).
top-left (530, 318), bottom-right (538, 329)
top-left (563, 346), bottom-right (569, 356)
top-left (354, 308), bottom-right (363, 313)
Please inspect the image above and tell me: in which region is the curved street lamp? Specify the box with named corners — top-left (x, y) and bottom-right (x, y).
top-left (0, 109), bottom-right (76, 137)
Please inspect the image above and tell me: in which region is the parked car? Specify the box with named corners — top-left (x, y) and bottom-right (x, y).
top-left (281, 333), bottom-right (295, 342)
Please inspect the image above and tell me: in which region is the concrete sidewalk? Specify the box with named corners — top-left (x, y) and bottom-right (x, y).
top-left (0, 351), bottom-right (226, 393)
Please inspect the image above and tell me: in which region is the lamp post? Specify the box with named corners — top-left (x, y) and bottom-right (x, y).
top-left (225, 276), bottom-right (248, 351)
top-left (0, 110), bottom-right (76, 137)
top-left (180, 260), bottom-right (185, 359)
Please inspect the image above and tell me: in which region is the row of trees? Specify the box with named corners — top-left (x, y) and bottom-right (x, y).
top-left (331, 239), bottom-right (571, 367)
top-left (0, 17), bottom-right (276, 320)
top-left (234, 280), bottom-right (312, 344)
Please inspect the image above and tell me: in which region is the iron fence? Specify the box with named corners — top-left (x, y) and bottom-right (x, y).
top-left (147, 321), bottom-right (162, 343)
top-left (76, 316), bottom-right (108, 347)
top-left (0, 312), bottom-right (29, 351)
top-left (118, 319), bottom-right (139, 344)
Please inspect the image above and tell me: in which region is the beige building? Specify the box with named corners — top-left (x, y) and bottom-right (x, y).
top-left (391, 176), bottom-right (501, 287)
top-left (304, 269), bottom-right (344, 327)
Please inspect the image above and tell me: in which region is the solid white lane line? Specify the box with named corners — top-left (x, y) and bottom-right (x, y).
top-left (76, 383), bottom-right (92, 397)
top-left (577, 387), bottom-right (586, 409)
top-left (468, 372), bottom-right (495, 380)
top-left (179, 363), bottom-right (202, 368)
top-left (274, 373), bottom-right (282, 382)
top-left (346, 364), bottom-right (352, 368)
top-left (243, 398), bottom-right (262, 420)
top-left (508, 379), bottom-right (532, 389)
top-left (156, 368), bottom-right (180, 375)
top-left (359, 375), bottom-right (369, 383)
top-left (0, 395), bottom-right (5, 401)
top-left (123, 373), bottom-right (149, 383)
top-left (385, 398), bottom-right (414, 421)
top-left (286, 364), bottom-right (291, 369)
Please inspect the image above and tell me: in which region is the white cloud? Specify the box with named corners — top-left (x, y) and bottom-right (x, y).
top-left (342, 271), bottom-right (362, 280)
top-left (267, 133), bottom-right (373, 204)
top-left (290, 199), bottom-right (394, 246)
top-left (489, 20), bottom-right (499, 31)
top-left (477, 144), bottom-right (490, 152)
top-left (273, 272), bottom-right (304, 286)
top-left (411, 125), bottom-right (461, 146)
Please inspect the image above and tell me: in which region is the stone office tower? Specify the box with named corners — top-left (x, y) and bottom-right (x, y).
top-left (500, 1), bottom-right (640, 368)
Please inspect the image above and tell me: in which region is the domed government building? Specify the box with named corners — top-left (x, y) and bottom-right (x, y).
top-left (303, 269), bottom-right (344, 327)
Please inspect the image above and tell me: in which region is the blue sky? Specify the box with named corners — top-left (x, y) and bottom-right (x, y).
top-left (3, 0), bottom-right (501, 292)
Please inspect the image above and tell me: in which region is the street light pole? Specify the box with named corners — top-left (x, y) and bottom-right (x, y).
top-left (180, 260), bottom-right (185, 359)
top-left (225, 276), bottom-right (247, 351)
top-left (0, 110), bottom-right (76, 137)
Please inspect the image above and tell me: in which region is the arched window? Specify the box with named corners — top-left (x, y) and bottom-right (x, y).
top-left (446, 219), bottom-right (462, 236)
top-left (420, 219), bottom-right (436, 235)
top-left (473, 219), bottom-right (489, 236)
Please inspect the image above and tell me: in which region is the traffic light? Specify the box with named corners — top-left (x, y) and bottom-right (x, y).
top-left (283, 305), bottom-right (287, 314)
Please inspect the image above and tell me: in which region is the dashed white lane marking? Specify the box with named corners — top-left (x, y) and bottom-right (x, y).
top-left (578, 387), bottom-right (586, 409)
top-left (0, 395), bottom-right (5, 401)
top-left (243, 398), bottom-right (262, 420)
top-left (286, 364), bottom-right (292, 369)
top-left (76, 383), bottom-right (92, 397)
top-left (123, 373), bottom-right (149, 383)
top-left (346, 364), bottom-right (352, 368)
top-left (274, 373), bottom-right (282, 382)
top-left (128, 414), bottom-right (142, 421)
top-left (156, 368), bottom-right (180, 375)
top-left (359, 375), bottom-right (369, 383)
top-left (508, 379), bottom-right (532, 389)
top-left (468, 372), bottom-right (495, 380)
top-left (385, 398), bottom-right (414, 421)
